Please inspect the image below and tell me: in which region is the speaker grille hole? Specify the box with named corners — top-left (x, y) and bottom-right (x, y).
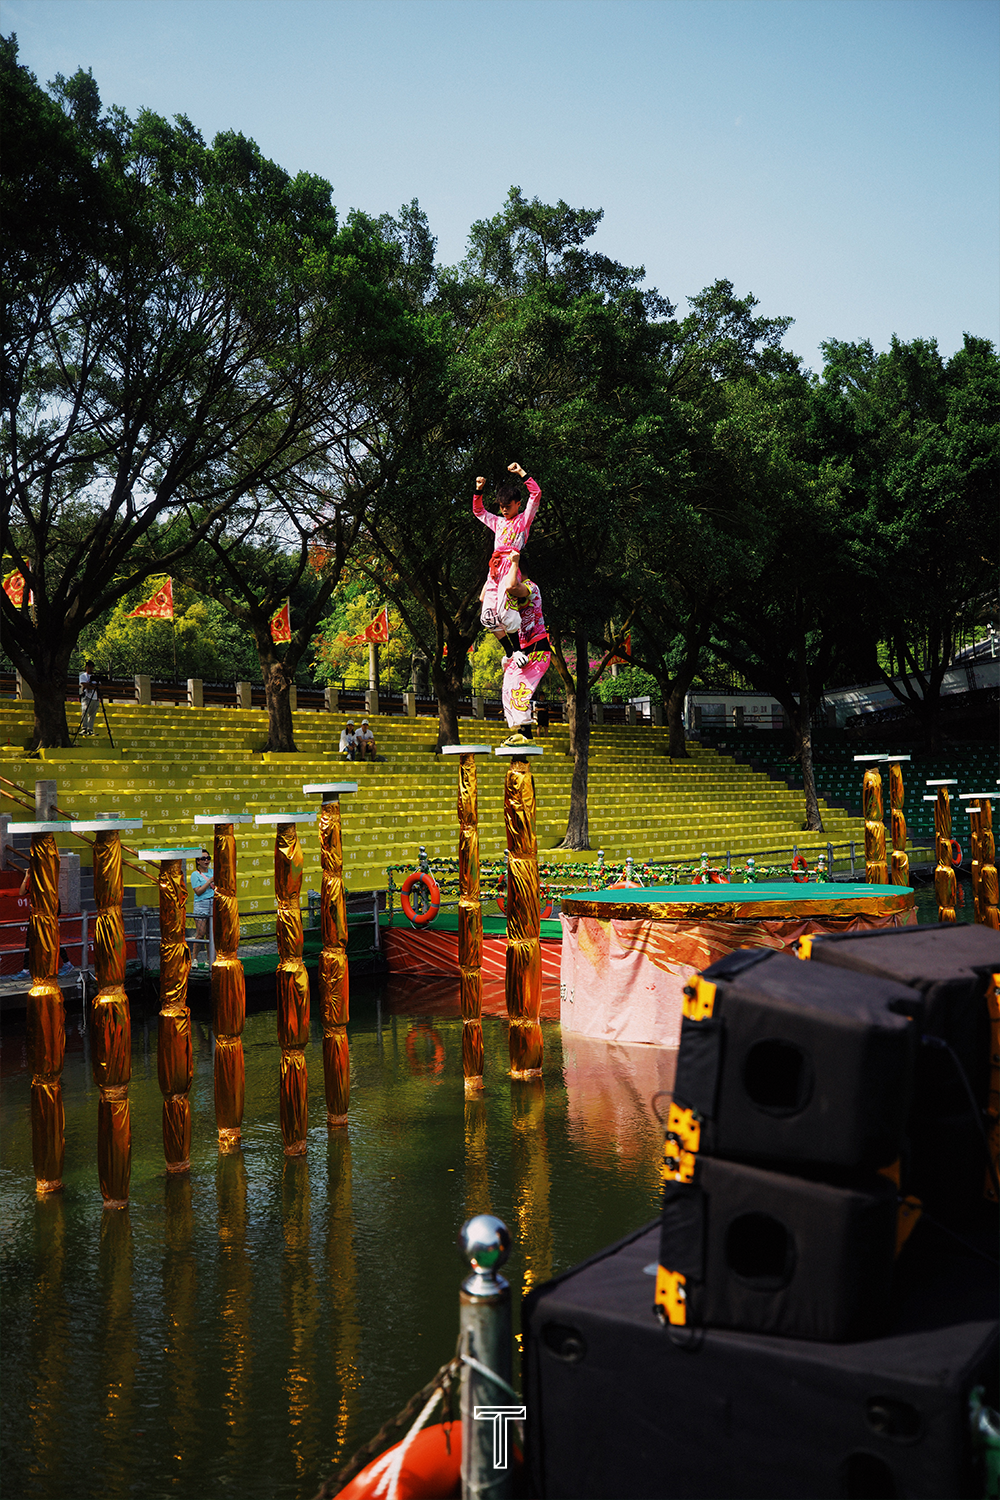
top-left (542, 1321), bottom-right (586, 1362)
top-left (743, 1039), bottom-right (811, 1113)
top-left (724, 1213), bottom-right (795, 1289)
top-left (840, 1452), bottom-right (899, 1498)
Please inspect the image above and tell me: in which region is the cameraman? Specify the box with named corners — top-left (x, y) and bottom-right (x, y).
top-left (79, 661), bottom-right (99, 737)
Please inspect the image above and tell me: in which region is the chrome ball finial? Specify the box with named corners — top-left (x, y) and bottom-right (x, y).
top-left (459, 1214), bottom-right (511, 1297)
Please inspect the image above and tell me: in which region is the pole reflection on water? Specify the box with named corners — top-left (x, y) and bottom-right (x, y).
top-left (1, 989), bottom-right (665, 1499)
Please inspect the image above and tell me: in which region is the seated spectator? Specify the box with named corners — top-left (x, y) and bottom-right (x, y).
top-left (356, 718), bottom-right (378, 761)
top-left (339, 720), bottom-right (358, 759)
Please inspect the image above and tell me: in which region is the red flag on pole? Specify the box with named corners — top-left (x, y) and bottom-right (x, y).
top-left (270, 599), bottom-right (292, 644)
top-left (349, 607), bottom-right (390, 646)
top-left (129, 578), bottom-right (174, 619)
top-left (3, 571), bottom-right (27, 608)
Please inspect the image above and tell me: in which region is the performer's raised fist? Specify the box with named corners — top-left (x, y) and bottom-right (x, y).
top-left (475, 476), bottom-right (486, 491)
top-left (507, 461), bottom-right (526, 477)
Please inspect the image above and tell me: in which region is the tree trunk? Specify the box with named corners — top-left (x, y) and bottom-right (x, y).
top-left (26, 649), bottom-right (73, 749)
top-left (262, 658), bottom-right (296, 752)
top-left (791, 635), bottom-right (823, 832)
top-left (433, 662), bottom-right (463, 751)
top-left (558, 631), bottom-right (591, 850)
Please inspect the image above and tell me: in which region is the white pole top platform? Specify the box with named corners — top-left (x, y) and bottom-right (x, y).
top-left (494, 743), bottom-right (543, 757)
top-left (959, 792), bottom-right (995, 799)
top-left (302, 782), bottom-right (358, 795)
top-left (853, 753), bottom-right (912, 763)
top-left (193, 814), bottom-right (255, 825)
top-left (254, 812), bottom-right (317, 825)
top-left (925, 779), bottom-right (958, 786)
top-left (6, 821), bottom-right (76, 834)
top-left (441, 745), bottom-right (492, 756)
top-left (64, 820), bottom-right (144, 832)
top-left (136, 847), bottom-right (204, 862)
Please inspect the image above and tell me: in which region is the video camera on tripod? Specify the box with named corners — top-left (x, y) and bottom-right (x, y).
top-left (73, 661), bottom-right (114, 748)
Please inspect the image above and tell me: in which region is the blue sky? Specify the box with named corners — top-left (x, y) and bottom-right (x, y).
top-left (6, 0), bottom-right (998, 372)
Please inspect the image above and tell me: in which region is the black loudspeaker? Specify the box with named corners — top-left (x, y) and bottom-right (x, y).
top-left (660, 1157), bottom-right (898, 1342)
top-left (674, 949), bottom-right (922, 1171)
top-left (523, 1221), bottom-right (999, 1500)
top-left (806, 924), bottom-right (1000, 1222)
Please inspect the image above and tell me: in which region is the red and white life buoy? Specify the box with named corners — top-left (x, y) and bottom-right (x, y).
top-left (335, 1421), bottom-right (462, 1500)
top-left (791, 854), bottom-right (809, 884)
top-left (949, 839), bottom-right (963, 866)
top-left (400, 871), bottom-right (441, 925)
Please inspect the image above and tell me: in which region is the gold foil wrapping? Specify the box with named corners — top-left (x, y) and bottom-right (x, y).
top-left (156, 859), bottom-right (193, 1172)
top-left (458, 754), bottom-right (484, 1091)
top-left (977, 799), bottom-right (998, 930)
top-left (318, 800), bottom-right (350, 1126)
top-left (275, 823), bottom-right (310, 1154)
top-left (560, 892), bottom-right (916, 921)
top-left (933, 787), bottom-right (957, 922)
top-left (969, 803), bottom-right (982, 922)
top-left (889, 762), bottom-right (910, 887)
top-left (92, 831), bottom-right (131, 1205)
top-left (862, 769), bottom-right (888, 885)
top-left (27, 833), bottom-right (65, 1191)
top-left (504, 758), bottom-right (543, 1077)
top-left (211, 824), bottom-right (246, 1149)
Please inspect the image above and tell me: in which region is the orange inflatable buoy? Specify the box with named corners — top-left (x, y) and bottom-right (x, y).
top-left (405, 1024), bottom-right (446, 1076)
top-left (400, 871), bottom-right (441, 925)
top-left (791, 854), bottom-right (809, 883)
top-left (335, 1422), bottom-right (461, 1500)
top-left (949, 839), bottom-right (963, 866)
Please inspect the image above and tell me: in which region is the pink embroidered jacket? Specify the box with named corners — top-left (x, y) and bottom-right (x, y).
top-left (472, 476), bottom-right (542, 562)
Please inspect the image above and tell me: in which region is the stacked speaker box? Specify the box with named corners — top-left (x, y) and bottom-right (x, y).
top-left (523, 930), bottom-right (999, 1498)
top-left (803, 923), bottom-right (1000, 1226)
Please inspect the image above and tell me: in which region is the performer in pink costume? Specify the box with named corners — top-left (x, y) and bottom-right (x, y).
top-left (500, 576), bottom-right (551, 748)
top-left (473, 461), bottom-right (541, 645)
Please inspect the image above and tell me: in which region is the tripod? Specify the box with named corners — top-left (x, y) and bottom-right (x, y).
top-left (71, 681), bottom-right (115, 749)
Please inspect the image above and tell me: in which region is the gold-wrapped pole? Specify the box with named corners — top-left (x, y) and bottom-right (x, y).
top-left (458, 753), bottom-right (484, 1092)
top-left (862, 768), bottom-right (888, 884)
top-left (92, 830), bottom-right (131, 1206)
top-left (274, 821), bottom-right (310, 1155)
top-left (26, 831), bottom-right (65, 1192)
top-left (211, 823), bottom-right (246, 1151)
top-left (932, 787), bottom-right (958, 923)
top-left (968, 802), bottom-right (983, 923)
top-left (318, 798), bottom-right (350, 1127)
top-left (889, 761), bottom-right (909, 887)
top-left (977, 798), bottom-right (998, 930)
top-left (156, 858), bottom-right (193, 1172)
top-left (503, 754), bottom-right (543, 1078)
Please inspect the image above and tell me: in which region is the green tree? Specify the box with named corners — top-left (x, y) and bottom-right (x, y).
top-left (811, 334), bottom-right (999, 748)
top-left (1, 44), bottom-right (404, 746)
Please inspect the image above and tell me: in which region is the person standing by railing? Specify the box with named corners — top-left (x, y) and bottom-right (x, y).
top-left (189, 850), bottom-right (215, 969)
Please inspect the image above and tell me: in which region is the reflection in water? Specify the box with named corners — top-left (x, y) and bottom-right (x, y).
top-left (27, 1194), bottom-right (69, 1496)
top-left (464, 1096), bottom-right (492, 1219)
top-left (562, 1032), bottom-right (675, 1185)
top-left (216, 1152), bottom-right (251, 1460)
top-left (163, 1175), bottom-right (197, 1485)
top-left (510, 1079), bottom-right (551, 1300)
top-left (98, 1210), bottom-right (137, 1493)
top-left (282, 1157), bottom-right (320, 1482)
top-left (326, 1131), bottom-right (360, 1470)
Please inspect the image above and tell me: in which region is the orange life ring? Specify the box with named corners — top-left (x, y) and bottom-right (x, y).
top-left (540, 890), bottom-right (553, 919)
top-left (709, 869), bottom-right (730, 884)
top-left (791, 854), bottom-right (809, 883)
top-left (949, 839), bottom-right (963, 866)
top-left (400, 871), bottom-right (441, 925)
top-left (609, 878), bottom-right (644, 890)
top-left (405, 1024), bottom-right (446, 1076)
top-left (335, 1421), bottom-right (462, 1500)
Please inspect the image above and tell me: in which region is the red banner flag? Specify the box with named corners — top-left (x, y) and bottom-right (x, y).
top-left (129, 578), bottom-right (174, 620)
top-left (3, 571), bottom-right (27, 609)
top-left (612, 632), bottom-right (631, 663)
top-left (349, 607), bottom-right (389, 646)
top-left (270, 599), bottom-right (292, 644)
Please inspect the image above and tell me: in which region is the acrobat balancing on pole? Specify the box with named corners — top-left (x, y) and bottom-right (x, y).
top-left (473, 461), bottom-right (541, 653)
